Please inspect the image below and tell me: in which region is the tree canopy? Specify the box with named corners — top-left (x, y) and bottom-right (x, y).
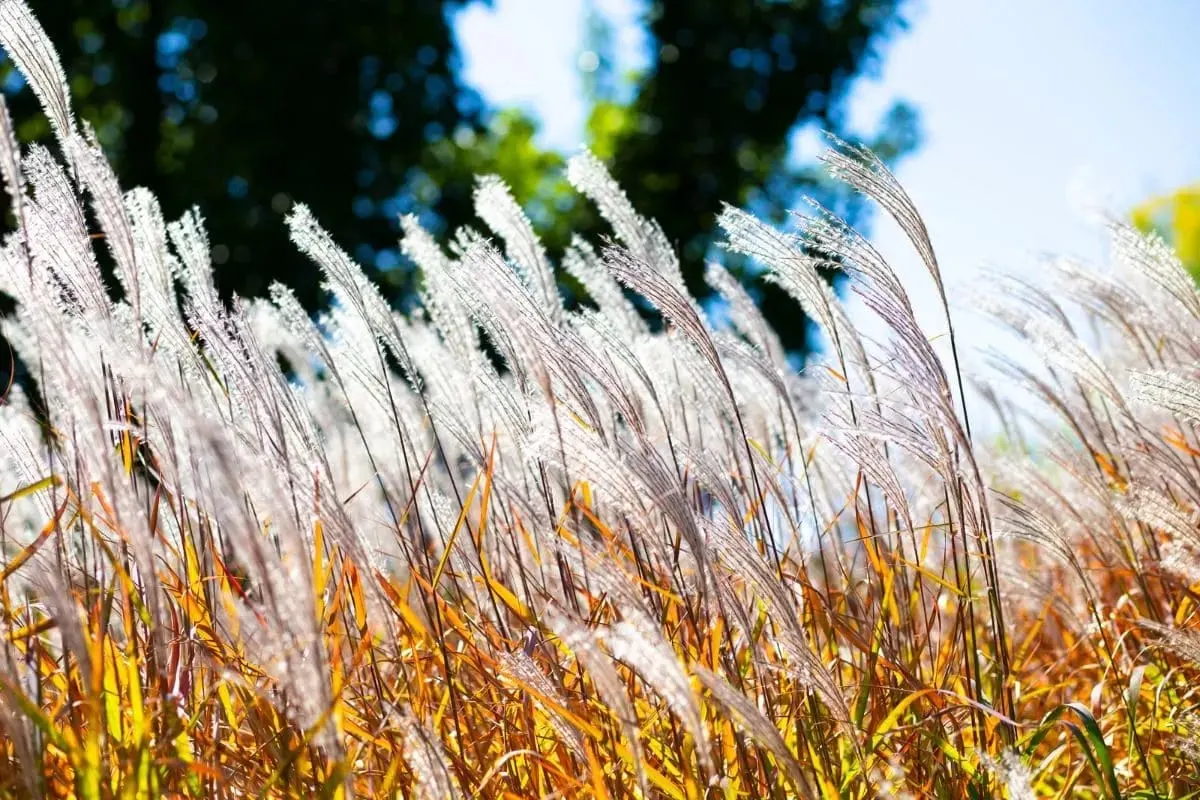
top-left (1, 0), bottom-right (918, 356)
top-left (1133, 184), bottom-right (1200, 280)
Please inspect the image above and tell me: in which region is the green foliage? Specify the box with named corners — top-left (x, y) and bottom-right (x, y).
top-left (1133, 184), bottom-right (1200, 280)
top-left (1, 0), bottom-right (917, 357)
top-left (588, 0), bottom-right (921, 351)
top-left (2, 0), bottom-right (481, 310)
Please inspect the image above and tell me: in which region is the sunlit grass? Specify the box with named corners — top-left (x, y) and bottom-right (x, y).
top-left (1, 1), bottom-right (1200, 798)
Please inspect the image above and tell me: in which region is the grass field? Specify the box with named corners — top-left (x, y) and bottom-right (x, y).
top-left (1, 1), bottom-right (1199, 797)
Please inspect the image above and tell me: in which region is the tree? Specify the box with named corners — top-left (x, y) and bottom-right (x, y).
top-left (413, 0), bottom-right (921, 353)
top-left (580, 0), bottom-right (920, 352)
top-left (1133, 184), bottom-right (1200, 280)
top-left (2, 0), bottom-right (485, 312)
top-left (0, 0), bottom-right (918, 357)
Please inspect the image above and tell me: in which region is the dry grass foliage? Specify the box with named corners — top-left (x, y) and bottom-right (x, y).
top-left (0, 2), bottom-right (1198, 797)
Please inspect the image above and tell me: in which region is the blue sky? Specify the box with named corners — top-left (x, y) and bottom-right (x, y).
top-left (455, 1), bottom-right (1200, 388)
top-left (457, 0), bottom-right (649, 151)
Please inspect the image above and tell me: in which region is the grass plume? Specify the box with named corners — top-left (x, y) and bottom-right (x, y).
top-left (0, 3), bottom-right (1199, 798)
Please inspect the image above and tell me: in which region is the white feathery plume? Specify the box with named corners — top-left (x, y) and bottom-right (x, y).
top-left (398, 711), bottom-right (461, 800)
top-left (717, 204), bottom-right (870, 385)
top-left (718, 205), bottom-right (838, 343)
top-left (400, 213), bottom-right (481, 365)
top-left (288, 203), bottom-right (421, 383)
top-left (69, 130), bottom-right (143, 317)
top-left (1108, 220), bottom-right (1200, 321)
top-left (993, 495), bottom-right (1098, 603)
top-left (0, 94), bottom-right (23, 216)
top-left (450, 231), bottom-right (548, 386)
top-left (0, 0), bottom-right (74, 152)
top-left (21, 144), bottom-right (109, 318)
top-left (819, 136), bottom-right (943, 304)
top-left (124, 187), bottom-right (195, 363)
top-left (563, 235), bottom-right (644, 335)
top-left (453, 232), bottom-right (606, 432)
top-left (705, 261), bottom-right (785, 365)
top-left (1118, 486), bottom-right (1197, 539)
top-left (473, 174), bottom-right (561, 321)
top-left (167, 206), bottom-right (220, 315)
top-left (691, 664), bottom-right (814, 798)
top-left (566, 149), bottom-right (680, 285)
top-left (1023, 317), bottom-right (1126, 409)
top-left (1130, 369), bottom-right (1200, 423)
top-left (798, 200), bottom-right (911, 318)
top-left (497, 651), bottom-right (586, 760)
top-left (1140, 620), bottom-right (1200, 667)
top-left (601, 245), bottom-right (729, 400)
top-left (603, 610), bottom-right (714, 780)
top-left (545, 608), bottom-right (648, 797)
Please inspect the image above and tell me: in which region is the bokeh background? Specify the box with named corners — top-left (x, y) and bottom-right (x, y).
top-left (2, 0), bottom-right (1198, 372)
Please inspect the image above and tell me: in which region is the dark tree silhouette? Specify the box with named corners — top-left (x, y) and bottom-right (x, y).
top-left (601, 0), bottom-right (918, 352)
top-left (3, 0), bottom-right (484, 312)
top-left (0, 0), bottom-right (917, 358)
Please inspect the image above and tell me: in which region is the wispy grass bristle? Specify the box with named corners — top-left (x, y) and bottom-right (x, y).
top-left (1, 5), bottom-right (1200, 798)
